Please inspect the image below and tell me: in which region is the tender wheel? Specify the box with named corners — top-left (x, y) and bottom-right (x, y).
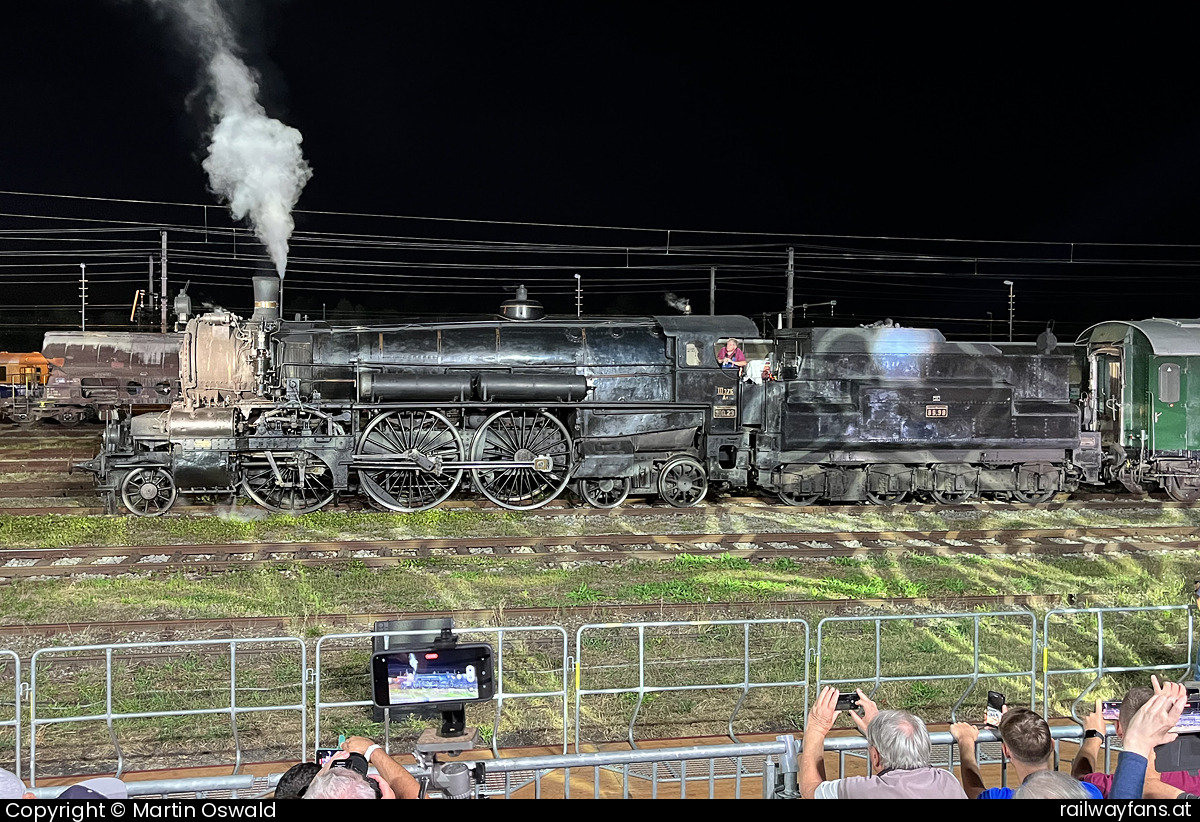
top-left (930, 489), bottom-right (976, 504)
top-left (1011, 488), bottom-right (1056, 504)
top-left (120, 467), bottom-right (178, 517)
top-left (580, 477), bottom-right (632, 509)
top-left (865, 490), bottom-right (908, 505)
top-left (356, 410), bottom-right (464, 512)
top-left (778, 488), bottom-right (821, 506)
top-left (1164, 476), bottom-right (1200, 503)
top-left (241, 450), bottom-right (335, 514)
top-left (470, 410), bottom-right (572, 510)
top-left (658, 456), bottom-right (707, 507)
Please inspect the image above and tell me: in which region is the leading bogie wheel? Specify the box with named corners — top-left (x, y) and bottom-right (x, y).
top-left (579, 476), bottom-right (632, 509)
top-left (120, 467), bottom-right (178, 517)
top-left (658, 456), bottom-right (707, 507)
top-left (241, 450), bottom-right (336, 514)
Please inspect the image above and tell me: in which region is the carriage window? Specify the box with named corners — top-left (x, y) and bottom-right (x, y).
top-left (685, 342), bottom-right (701, 367)
top-left (1159, 363), bottom-right (1181, 404)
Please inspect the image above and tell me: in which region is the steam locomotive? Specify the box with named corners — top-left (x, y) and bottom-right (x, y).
top-left (80, 275), bottom-right (1111, 516)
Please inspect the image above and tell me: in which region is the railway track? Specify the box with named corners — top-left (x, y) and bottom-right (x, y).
top-left (2, 525), bottom-right (1198, 581)
top-left (0, 495), bottom-right (1194, 517)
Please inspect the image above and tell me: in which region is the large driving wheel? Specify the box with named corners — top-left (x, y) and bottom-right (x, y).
top-left (356, 410), bottom-right (464, 512)
top-left (580, 477), bottom-right (632, 509)
top-left (241, 450), bottom-right (335, 514)
top-left (658, 456), bottom-right (707, 507)
top-left (120, 467), bottom-right (178, 517)
top-left (470, 410), bottom-right (572, 510)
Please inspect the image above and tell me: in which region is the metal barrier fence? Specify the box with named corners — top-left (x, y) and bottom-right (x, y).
top-left (573, 618), bottom-right (810, 750)
top-left (815, 611), bottom-right (1039, 720)
top-left (28, 637), bottom-right (307, 787)
top-left (3, 604), bottom-right (1194, 786)
top-left (314, 626), bottom-right (570, 757)
top-left (0, 650), bottom-right (18, 778)
top-left (26, 725), bottom-right (1096, 799)
top-left (1042, 605), bottom-right (1196, 719)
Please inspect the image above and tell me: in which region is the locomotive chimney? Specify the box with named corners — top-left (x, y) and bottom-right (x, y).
top-left (251, 276), bottom-right (280, 323)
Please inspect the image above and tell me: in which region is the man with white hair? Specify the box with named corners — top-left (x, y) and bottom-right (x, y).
top-left (305, 766), bottom-right (386, 800)
top-left (801, 686), bottom-right (968, 799)
top-left (1012, 770), bottom-right (1095, 799)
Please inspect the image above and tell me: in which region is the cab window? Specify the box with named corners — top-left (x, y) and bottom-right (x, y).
top-left (684, 342), bottom-right (701, 367)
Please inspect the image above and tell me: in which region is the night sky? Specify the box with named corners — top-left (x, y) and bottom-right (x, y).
top-left (2, 4), bottom-right (1199, 347)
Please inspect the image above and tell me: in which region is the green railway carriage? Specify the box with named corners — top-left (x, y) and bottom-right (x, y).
top-left (1076, 318), bottom-right (1200, 501)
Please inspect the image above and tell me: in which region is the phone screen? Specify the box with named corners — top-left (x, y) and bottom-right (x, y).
top-left (1103, 696), bottom-right (1200, 734)
top-left (986, 691), bottom-right (1004, 727)
top-left (315, 748), bottom-right (339, 766)
top-left (371, 643), bottom-right (494, 707)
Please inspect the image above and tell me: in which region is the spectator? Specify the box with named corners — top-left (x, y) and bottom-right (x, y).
top-left (340, 735), bottom-right (422, 799)
top-left (1073, 686), bottom-right (1200, 797)
top-left (275, 762), bottom-right (321, 798)
top-left (57, 777), bottom-right (128, 799)
top-left (800, 686), bottom-right (967, 799)
top-left (305, 765), bottom-right (385, 800)
top-left (1108, 680), bottom-right (1188, 800)
top-left (1012, 770), bottom-right (1094, 799)
top-left (952, 708), bottom-right (1101, 798)
top-left (0, 768), bottom-right (29, 800)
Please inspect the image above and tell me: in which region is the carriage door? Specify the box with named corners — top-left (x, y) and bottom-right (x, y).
top-left (1091, 350), bottom-right (1124, 445)
top-left (1152, 360), bottom-right (1187, 451)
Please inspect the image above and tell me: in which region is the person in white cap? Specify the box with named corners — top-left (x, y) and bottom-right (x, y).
top-left (0, 767), bottom-right (30, 800)
top-left (57, 777), bottom-right (128, 799)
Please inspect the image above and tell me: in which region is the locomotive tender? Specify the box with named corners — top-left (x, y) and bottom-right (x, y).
top-left (81, 275), bottom-right (1099, 516)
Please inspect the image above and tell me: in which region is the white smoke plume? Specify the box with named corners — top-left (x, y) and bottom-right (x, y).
top-left (147, 0), bottom-right (312, 278)
top-left (664, 292), bottom-right (692, 315)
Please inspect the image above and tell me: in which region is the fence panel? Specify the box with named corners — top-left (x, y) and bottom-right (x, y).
top-left (1042, 605), bottom-right (1195, 719)
top-left (574, 618), bottom-right (810, 750)
top-left (0, 650), bottom-right (18, 778)
top-left (28, 637), bottom-right (307, 786)
top-left (314, 626), bottom-right (569, 758)
top-left (816, 611), bottom-right (1038, 727)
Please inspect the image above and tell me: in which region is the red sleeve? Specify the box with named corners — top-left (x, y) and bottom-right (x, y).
top-left (1082, 771), bottom-right (1112, 797)
top-left (1162, 770), bottom-right (1200, 794)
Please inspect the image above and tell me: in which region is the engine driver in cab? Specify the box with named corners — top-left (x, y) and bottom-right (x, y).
top-left (718, 338), bottom-right (747, 371)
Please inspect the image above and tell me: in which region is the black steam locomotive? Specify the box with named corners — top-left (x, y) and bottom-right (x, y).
top-left (80, 276), bottom-right (1096, 515)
